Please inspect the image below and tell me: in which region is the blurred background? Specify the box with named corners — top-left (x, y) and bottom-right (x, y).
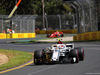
top-left (0, 0), bottom-right (100, 34)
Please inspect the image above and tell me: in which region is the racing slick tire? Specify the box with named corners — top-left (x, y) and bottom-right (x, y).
top-left (47, 34), bottom-right (51, 38)
top-left (56, 34), bottom-right (58, 37)
top-left (69, 49), bottom-right (79, 63)
top-left (34, 50), bottom-right (43, 65)
top-left (76, 47), bottom-right (84, 61)
top-left (60, 34), bottom-right (64, 37)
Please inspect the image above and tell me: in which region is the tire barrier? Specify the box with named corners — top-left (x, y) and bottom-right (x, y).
top-left (0, 33), bottom-right (6, 39)
top-left (0, 33), bottom-right (36, 39)
top-left (35, 29), bottom-right (77, 34)
top-left (73, 31), bottom-right (100, 41)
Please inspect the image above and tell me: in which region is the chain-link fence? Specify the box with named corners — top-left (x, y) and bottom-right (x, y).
top-left (0, 0), bottom-right (99, 35)
top-left (0, 14), bottom-right (75, 33)
top-left (74, 0), bottom-right (98, 33)
top-left (0, 15), bottom-right (36, 33)
top-left (35, 14), bottom-right (75, 30)
top-left (35, 0), bottom-right (98, 33)
top-left (96, 0), bottom-right (100, 30)
top-left (0, 0), bottom-right (98, 34)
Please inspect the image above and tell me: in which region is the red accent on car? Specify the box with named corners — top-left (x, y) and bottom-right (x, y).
top-left (47, 31), bottom-right (63, 38)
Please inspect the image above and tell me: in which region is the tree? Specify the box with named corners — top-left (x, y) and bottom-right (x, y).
top-left (0, 0), bottom-right (73, 15)
top-left (17, 0), bottom-right (38, 14)
top-left (35, 0), bottom-right (73, 15)
top-left (0, 7), bottom-right (7, 15)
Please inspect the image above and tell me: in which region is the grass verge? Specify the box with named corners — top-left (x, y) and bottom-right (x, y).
top-left (0, 49), bottom-right (32, 71)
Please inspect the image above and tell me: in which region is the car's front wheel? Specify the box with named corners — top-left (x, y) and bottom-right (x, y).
top-left (60, 34), bottom-right (64, 37)
top-left (34, 50), bottom-right (43, 65)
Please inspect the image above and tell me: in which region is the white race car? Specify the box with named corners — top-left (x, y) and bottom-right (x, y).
top-left (34, 40), bottom-right (84, 65)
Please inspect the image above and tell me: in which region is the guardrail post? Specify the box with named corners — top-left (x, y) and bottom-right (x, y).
top-left (57, 14), bottom-right (62, 30)
top-left (2, 19), bottom-right (3, 33)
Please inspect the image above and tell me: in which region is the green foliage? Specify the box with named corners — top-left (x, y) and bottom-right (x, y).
top-left (0, 7), bottom-right (7, 15)
top-left (0, 0), bottom-right (15, 15)
top-left (63, 4), bottom-right (72, 12)
top-left (0, 3), bottom-right (7, 14)
top-left (0, 0), bottom-right (73, 15)
top-left (45, 0), bottom-right (63, 14)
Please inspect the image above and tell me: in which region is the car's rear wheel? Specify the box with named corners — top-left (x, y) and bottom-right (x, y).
top-left (77, 48), bottom-right (84, 61)
top-left (69, 49), bottom-right (79, 63)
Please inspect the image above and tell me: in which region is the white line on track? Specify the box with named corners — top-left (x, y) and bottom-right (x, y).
top-left (28, 65), bottom-right (57, 75)
top-left (85, 73), bottom-right (100, 75)
top-left (75, 44), bottom-right (100, 47)
top-left (85, 48), bottom-right (100, 50)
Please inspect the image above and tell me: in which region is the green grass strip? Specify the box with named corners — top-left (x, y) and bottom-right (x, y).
top-left (0, 49), bottom-right (32, 71)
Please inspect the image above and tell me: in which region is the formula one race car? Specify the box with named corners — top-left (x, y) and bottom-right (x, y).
top-left (33, 39), bottom-right (84, 65)
top-left (47, 31), bottom-right (64, 38)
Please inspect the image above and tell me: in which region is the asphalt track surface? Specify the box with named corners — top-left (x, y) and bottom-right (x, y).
top-left (0, 38), bottom-right (100, 75)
